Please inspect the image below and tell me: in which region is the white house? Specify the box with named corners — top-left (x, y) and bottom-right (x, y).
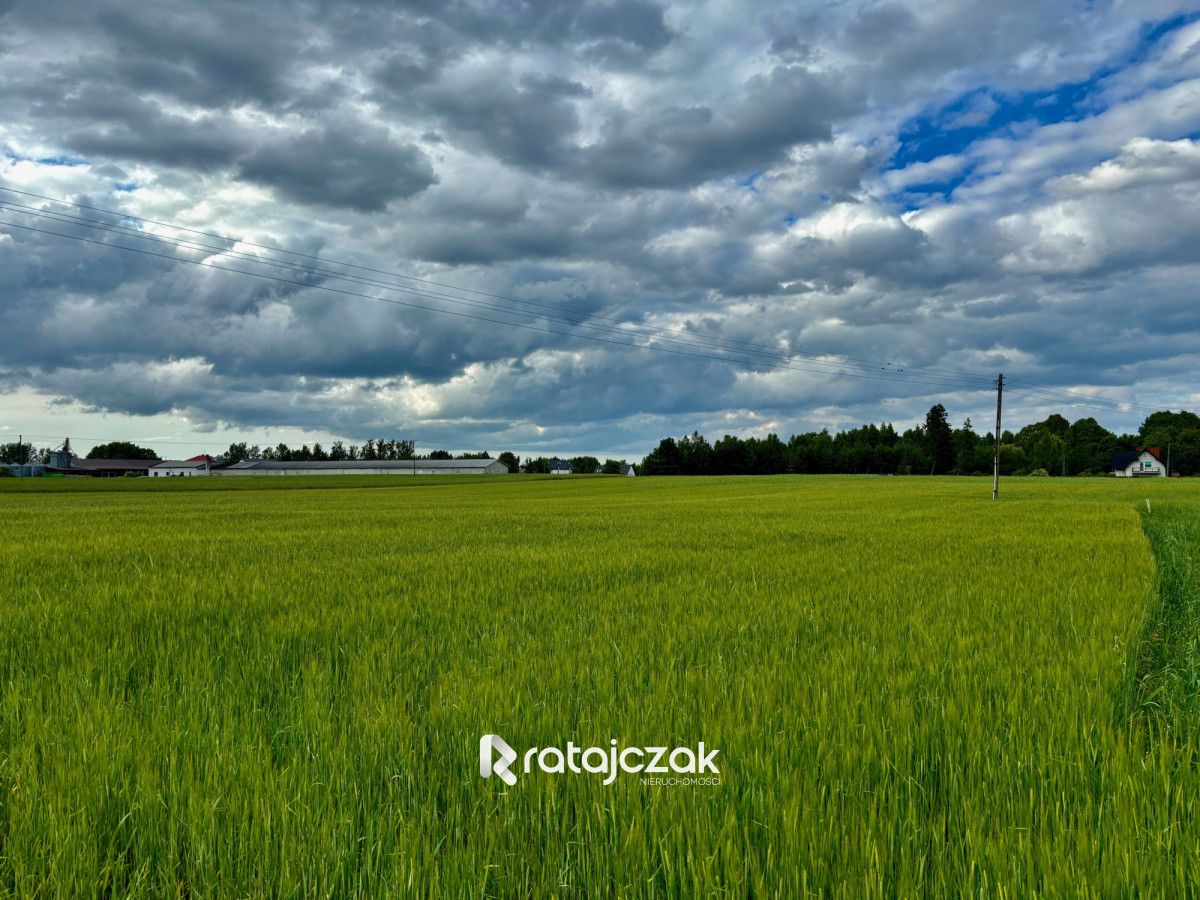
top-left (1112, 448), bottom-right (1167, 477)
top-left (549, 458), bottom-right (572, 475)
top-left (150, 459), bottom-right (211, 477)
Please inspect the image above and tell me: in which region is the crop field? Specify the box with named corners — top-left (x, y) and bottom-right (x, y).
top-left (1, 475), bottom-right (1199, 896)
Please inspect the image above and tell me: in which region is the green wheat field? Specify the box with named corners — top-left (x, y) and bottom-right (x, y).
top-left (2, 475), bottom-right (1199, 896)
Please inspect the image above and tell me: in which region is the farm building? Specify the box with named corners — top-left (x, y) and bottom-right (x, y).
top-left (150, 459), bottom-right (212, 476)
top-left (549, 458), bottom-right (572, 475)
top-left (50, 458), bottom-right (159, 477)
top-left (214, 458), bottom-right (509, 476)
top-left (3, 463), bottom-right (46, 477)
top-left (39, 447), bottom-right (159, 477)
top-left (1112, 447), bottom-right (1167, 477)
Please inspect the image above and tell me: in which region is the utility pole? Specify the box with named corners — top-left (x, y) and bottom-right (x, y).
top-left (992, 373), bottom-right (1004, 500)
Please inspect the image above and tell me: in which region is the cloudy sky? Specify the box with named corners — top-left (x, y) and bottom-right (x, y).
top-left (1, 0), bottom-right (1198, 459)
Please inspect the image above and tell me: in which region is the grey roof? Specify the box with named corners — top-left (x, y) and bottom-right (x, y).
top-left (150, 459), bottom-right (208, 469)
top-left (68, 458), bottom-right (158, 470)
top-left (1112, 450), bottom-right (1139, 470)
top-left (549, 458), bottom-right (572, 471)
top-left (228, 458), bottom-right (498, 470)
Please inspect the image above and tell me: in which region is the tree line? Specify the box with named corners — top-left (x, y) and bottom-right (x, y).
top-left (6, 408), bottom-right (1196, 476)
top-left (640, 407), bottom-right (1200, 476)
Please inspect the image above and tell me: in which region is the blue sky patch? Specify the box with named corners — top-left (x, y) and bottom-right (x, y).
top-left (34, 154), bottom-right (88, 167)
top-left (885, 11), bottom-right (1200, 201)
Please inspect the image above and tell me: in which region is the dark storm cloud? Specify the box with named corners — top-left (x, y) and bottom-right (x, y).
top-left (387, 0), bottom-right (674, 52)
top-left (392, 72), bottom-right (592, 172)
top-left (237, 126), bottom-right (437, 211)
top-left (94, 7), bottom-right (297, 108)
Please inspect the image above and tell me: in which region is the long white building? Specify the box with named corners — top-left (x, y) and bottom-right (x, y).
top-left (214, 458), bottom-right (510, 476)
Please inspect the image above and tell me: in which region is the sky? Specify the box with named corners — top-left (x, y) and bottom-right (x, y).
top-left (1, 0), bottom-right (1198, 460)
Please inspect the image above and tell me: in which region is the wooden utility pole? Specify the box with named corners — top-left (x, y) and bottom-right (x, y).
top-left (992, 373), bottom-right (1004, 500)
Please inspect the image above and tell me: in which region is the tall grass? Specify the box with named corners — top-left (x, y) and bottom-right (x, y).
top-left (1129, 503), bottom-right (1200, 734)
top-left (1, 476), bottom-right (1198, 895)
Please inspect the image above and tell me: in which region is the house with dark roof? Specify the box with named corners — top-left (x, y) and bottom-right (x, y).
top-left (1112, 447), bottom-right (1167, 477)
top-left (548, 458), bottom-right (572, 475)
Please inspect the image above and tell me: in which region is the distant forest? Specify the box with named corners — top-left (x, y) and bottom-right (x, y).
top-left (640, 407), bottom-right (1200, 476)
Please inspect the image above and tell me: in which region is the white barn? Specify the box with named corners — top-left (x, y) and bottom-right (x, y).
top-left (150, 459), bottom-right (211, 477)
top-left (1112, 448), bottom-right (1167, 477)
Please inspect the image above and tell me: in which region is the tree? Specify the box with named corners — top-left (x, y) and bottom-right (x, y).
top-left (497, 451), bottom-right (519, 473)
top-left (1016, 416), bottom-right (1072, 474)
top-left (754, 433), bottom-right (788, 474)
top-left (86, 441), bottom-right (158, 460)
top-left (713, 435), bottom-right (749, 474)
top-left (428, 450), bottom-right (453, 460)
top-left (1066, 418), bottom-right (1117, 475)
top-left (953, 418), bottom-right (988, 474)
top-left (0, 441), bottom-right (35, 464)
top-left (570, 455), bottom-right (600, 474)
top-left (924, 405), bottom-right (955, 474)
top-left (677, 432), bottom-right (714, 474)
top-left (641, 438), bottom-right (682, 475)
top-left (524, 457), bottom-right (550, 474)
top-left (601, 458), bottom-right (627, 474)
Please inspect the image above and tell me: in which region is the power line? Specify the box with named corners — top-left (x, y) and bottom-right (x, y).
top-left (0, 214), bottom-right (1001, 394)
top-left (1004, 380), bottom-right (1179, 418)
top-left (3, 186), bottom-right (1186, 417)
top-left (0, 198), bottom-right (994, 386)
top-left (0, 195), bottom-right (998, 388)
top-left (0, 185), bottom-right (998, 386)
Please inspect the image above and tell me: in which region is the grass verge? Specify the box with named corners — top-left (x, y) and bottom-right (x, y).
top-left (1128, 502), bottom-right (1200, 739)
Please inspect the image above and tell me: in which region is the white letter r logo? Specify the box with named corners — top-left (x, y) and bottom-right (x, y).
top-left (480, 734), bottom-right (517, 785)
